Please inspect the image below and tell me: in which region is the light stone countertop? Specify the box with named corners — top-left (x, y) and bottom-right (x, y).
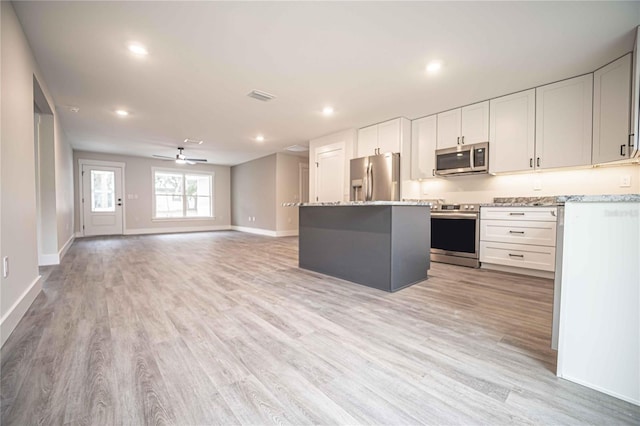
top-left (283, 201), bottom-right (434, 207)
top-left (556, 194), bottom-right (640, 203)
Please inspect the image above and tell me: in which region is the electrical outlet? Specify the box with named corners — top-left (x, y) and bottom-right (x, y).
top-left (533, 178), bottom-right (542, 191)
top-left (3, 257), bottom-right (8, 278)
top-left (620, 175), bottom-right (631, 188)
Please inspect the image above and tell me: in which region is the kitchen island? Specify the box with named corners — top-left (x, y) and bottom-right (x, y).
top-left (297, 202), bottom-right (431, 292)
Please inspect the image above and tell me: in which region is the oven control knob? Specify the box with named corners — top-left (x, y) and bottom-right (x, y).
top-left (464, 205), bottom-right (469, 210)
top-left (469, 205), bottom-right (474, 210)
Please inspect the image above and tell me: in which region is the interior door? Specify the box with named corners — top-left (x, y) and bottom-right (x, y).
top-left (316, 149), bottom-right (344, 202)
top-left (82, 164), bottom-right (124, 235)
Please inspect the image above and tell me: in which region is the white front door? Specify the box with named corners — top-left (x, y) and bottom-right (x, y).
top-left (316, 148), bottom-right (344, 202)
top-left (82, 164), bottom-right (124, 236)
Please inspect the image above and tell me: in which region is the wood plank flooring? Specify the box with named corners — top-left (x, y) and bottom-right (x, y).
top-left (1, 231), bottom-right (639, 425)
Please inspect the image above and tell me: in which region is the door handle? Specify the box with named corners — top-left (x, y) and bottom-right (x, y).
top-left (530, 158), bottom-right (533, 168)
top-left (457, 136), bottom-right (460, 145)
top-left (536, 157), bottom-right (541, 167)
top-left (461, 136), bottom-right (465, 144)
top-left (620, 144), bottom-right (626, 157)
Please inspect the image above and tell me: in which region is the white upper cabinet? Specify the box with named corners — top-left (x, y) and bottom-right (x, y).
top-left (535, 74), bottom-right (593, 169)
top-left (461, 101), bottom-right (490, 145)
top-left (437, 101), bottom-right (489, 149)
top-left (411, 115), bottom-right (437, 180)
top-left (357, 118), bottom-right (408, 157)
top-left (378, 119), bottom-right (402, 154)
top-left (593, 53), bottom-right (632, 163)
top-left (489, 89), bottom-right (536, 173)
top-left (436, 108), bottom-right (461, 149)
top-left (357, 125), bottom-right (379, 158)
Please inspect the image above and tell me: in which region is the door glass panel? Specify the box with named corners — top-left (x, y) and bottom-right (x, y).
top-left (91, 170), bottom-right (115, 212)
top-left (431, 217), bottom-right (477, 253)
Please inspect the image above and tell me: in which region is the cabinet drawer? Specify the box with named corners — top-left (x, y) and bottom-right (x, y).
top-left (480, 220), bottom-right (556, 246)
top-left (480, 206), bottom-right (557, 222)
top-left (480, 241), bottom-right (556, 272)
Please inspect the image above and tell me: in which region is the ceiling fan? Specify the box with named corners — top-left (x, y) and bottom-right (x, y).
top-left (153, 147), bottom-right (207, 165)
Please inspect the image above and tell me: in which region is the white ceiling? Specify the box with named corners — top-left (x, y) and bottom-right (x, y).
top-left (13, 1), bottom-right (640, 166)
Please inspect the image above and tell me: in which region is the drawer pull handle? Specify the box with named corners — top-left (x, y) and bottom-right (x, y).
top-left (509, 212), bottom-right (525, 216)
top-left (509, 230), bottom-right (525, 234)
top-left (509, 254), bottom-right (524, 258)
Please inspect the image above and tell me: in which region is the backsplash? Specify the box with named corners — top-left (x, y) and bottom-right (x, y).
top-left (401, 163), bottom-right (639, 204)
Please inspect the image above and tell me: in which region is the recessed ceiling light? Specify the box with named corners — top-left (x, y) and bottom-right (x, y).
top-left (184, 138), bottom-right (203, 145)
top-left (115, 109), bottom-right (129, 117)
top-left (426, 60), bottom-right (442, 74)
top-left (322, 106), bottom-right (334, 116)
top-left (128, 43), bottom-right (148, 56)
top-left (255, 135), bottom-right (265, 142)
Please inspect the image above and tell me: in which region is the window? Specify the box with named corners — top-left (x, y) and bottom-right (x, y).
top-left (153, 169), bottom-right (213, 218)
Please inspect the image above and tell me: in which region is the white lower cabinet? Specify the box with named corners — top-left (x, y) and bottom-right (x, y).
top-left (480, 206), bottom-right (558, 275)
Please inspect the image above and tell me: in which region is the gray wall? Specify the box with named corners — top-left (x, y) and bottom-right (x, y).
top-left (231, 154), bottom-right (277, 231)
top-left (276, 153), bottom-right (307, 232)
top-left (1, 1), bottom-right (75, 346)
top-left (73, 151), bottom-right (231, 233)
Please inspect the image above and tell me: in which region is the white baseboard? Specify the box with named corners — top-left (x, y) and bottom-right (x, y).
top-left (74, 231), bottom-right (84, 238)
top-left (59, 234), bottom-right (74, 261)
top-left (1, 275), bottom-right (42, 347)
top-left (231, 225), bottom-right (278, 237)
top-left (38, 253), bottom-right (59, 266)
top-left (557, 373), bottom-right (640, 406)
top-left (481, 263), bottom-right (555, 279)
top-left (231, 226), bottom-right (298, 237)
top-left (124, 225), bottom-right (231, 236)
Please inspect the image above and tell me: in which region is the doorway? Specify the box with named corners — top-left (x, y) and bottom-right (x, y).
top-left (299, 163), bottom-right (309, 203)
top-left (79, 161), bottom-right (125, 236)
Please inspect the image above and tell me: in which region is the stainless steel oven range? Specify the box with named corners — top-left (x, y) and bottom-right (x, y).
top-left (430, 203), bottom-right (480, 268)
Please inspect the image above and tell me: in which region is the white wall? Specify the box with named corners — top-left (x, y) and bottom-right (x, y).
top-left (55, 118), bottom-right (75, 252)
top-left (401, 163), bottom-right (640, 203)
top-left (1, 1), bottom-right (74, 347)
top-left (275, 153), bottom-right (308, 234)
top-left (74, 151), bottom-right (231, 235)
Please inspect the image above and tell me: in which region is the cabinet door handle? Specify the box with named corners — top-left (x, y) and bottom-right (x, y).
top-left (536, 157), bottom-right (541, 167)
top-left (432, 168), bottom-right (435, 176)
top-left (457, 136), bottom-right (460, 145)
top-left (620, 144), bottom-right (626, 157)
top-left (508, 253), bottom-right (524, 258)
top-left (530, 158), bottom-right (533, 168)
top-left (509, 212), bottom-right (525, 216)
top-left (461, 136), bottom-right (465, 144)
top-left (509, 230), bottom-right (525, 234)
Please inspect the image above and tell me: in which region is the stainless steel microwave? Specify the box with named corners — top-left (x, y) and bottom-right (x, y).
top-left (435, 142), bottom-right (489, 176)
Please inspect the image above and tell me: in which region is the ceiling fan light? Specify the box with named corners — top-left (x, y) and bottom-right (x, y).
top-left (175, 159), bottom-right (187, 165)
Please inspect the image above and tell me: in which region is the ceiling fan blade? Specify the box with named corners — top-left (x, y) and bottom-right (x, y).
top-left (185, 158), bottom-right (207, 162)
top-left (186, 160), bottom-right (196, 165)
top-left (152, 155), bottom-right (175, 160)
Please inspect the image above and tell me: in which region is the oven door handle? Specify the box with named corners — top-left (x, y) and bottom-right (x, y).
top-left (431, 213), bottom-right (479, 219)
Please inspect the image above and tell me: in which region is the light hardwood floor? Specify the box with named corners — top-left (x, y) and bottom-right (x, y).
top-left (1, 231), bottom-right (639, 425)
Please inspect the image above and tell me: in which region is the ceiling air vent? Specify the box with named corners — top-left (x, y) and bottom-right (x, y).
top-left (247, 90), bottom-right (276, 102)
top-left (286, 144), bottom-right (309, 152)
top-left (183, 138), bottom-right (203, 145)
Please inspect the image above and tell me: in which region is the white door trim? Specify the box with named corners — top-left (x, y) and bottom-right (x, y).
top-left (78, 159), bottom-right (126, 236)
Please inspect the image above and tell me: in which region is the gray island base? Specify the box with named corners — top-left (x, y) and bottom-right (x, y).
top-left (299, 204), bottom-right (431, 292)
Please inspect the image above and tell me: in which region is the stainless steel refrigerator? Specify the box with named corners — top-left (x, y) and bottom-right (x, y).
top-left (350, 152), bottom-right (400, 201)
